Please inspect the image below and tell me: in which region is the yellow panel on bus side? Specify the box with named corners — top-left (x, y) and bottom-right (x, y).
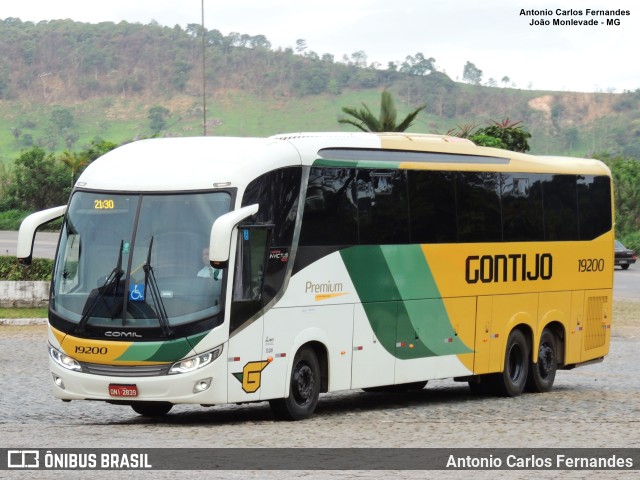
top-left (474, 296), bottom-right (492, 374)
top-left (488, 294), bottom-right (538, 374)
top-left (566, 290), bottom-right (585, 364)
top-left (581, 289), bottom-right (612, 362)
top-left (537, 291), bottom-right (571, 363)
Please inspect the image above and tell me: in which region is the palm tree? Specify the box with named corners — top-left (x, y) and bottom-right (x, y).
top-left (339, 90), bottom-right (426, 132)
top-left (60, 150), bottom-right (89, 187)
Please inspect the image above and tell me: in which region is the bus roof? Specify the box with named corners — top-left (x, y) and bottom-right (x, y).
top-left (76, 133), bottom-right (611, 192)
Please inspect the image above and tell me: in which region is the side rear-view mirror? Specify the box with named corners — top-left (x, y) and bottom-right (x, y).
top-left (209, 204), bottom-right (259, 267)
top-left (17, 205), bottom-right (67, 265)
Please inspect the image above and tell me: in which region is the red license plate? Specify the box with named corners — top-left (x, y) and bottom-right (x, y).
top-left (109, 384), bottom-right (138, 397)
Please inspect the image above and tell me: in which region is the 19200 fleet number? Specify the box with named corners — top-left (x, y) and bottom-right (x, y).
top-left (75, 346), bottom-right (108, 355)
top-left (578, 258), bottom-right (605, 272)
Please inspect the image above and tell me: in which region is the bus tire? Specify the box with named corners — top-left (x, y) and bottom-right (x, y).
top-left (490, 329), bottom-right (529, 397)
top-left (131, 402), bottom-right (173, 417)
top-left (269, 347), bottom-right (320, 421)
top-left (525, 328), bottom-right (557, 393)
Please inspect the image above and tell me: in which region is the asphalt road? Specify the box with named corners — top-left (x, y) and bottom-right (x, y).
top-left (0, 229), bottom-right (59, 259)
top-left (614, 266), bottom-right (640, 301)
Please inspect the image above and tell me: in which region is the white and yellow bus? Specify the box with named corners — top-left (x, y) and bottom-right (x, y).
top-left (18, 132), bottom-right (613, 419)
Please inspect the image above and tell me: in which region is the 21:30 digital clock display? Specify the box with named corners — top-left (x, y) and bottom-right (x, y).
top-left (94, 199), bottom-right (115, 209)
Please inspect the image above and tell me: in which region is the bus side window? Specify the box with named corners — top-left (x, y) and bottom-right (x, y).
top-left (230, 227), bottom-right (270, 332)
top-left (59, 232), bottom-right (81, 293)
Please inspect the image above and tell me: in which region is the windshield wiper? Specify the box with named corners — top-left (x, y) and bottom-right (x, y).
top-left (76, 240), bottom-right (124, 334)
top-left (143, 237), bottom-right (172, 337)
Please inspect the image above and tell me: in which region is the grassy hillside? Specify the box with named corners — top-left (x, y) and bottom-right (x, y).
top-left (0, 18), bottom-right (639, 164)
top-left (2, 87), bottom-right (636, 165)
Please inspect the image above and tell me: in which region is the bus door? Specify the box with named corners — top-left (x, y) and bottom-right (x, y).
top-left (227, 226), bottom-right (271, 403)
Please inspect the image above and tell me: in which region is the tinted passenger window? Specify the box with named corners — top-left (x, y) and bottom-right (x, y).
top-left (501, 173), bottom-right (544, 241)
top-left (577, 175), bottom-right (612, 240)
top-left (542, 175), bottom-right (579, 240)
top-left (299, 168), bottom-right (357, 246)
top-left (408, 171), bottom-right (457, 243)
top-left (241, 167), bottom-right (301, 245)
top-left (457, 172), bottom-right (501, 242)
top-left (357, 170), bottom-right (409, 244)
top-left (241, 167), bottom-right (301, 308)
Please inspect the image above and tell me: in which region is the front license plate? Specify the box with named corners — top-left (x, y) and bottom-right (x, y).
top-left (109, 384), bottom-right (138, 397)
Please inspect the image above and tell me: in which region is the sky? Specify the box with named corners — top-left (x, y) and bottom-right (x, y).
top-left (2, 0), bottom-right (639, 93)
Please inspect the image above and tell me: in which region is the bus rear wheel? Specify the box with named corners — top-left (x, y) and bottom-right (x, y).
top-left (131, 402), bottom-right (173, 417)
top-left (490, 329), bottom-right (529, 397)
top-left (525, 328), bottom-right (558, 393)
top-left (269, 347), bottom-right (320, 421)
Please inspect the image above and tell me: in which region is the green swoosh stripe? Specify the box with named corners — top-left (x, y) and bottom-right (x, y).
top-left (116, 330), bottom-right (211, 362)
top-left (340, 245), bottom-right (471, 359)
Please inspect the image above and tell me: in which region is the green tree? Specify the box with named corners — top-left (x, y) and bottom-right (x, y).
top-left (60, 150), bottom-right (89, 186)
top-left (400, 53), bottom-right (436, 76)
top-left (598, 153), bottom-right (640, 237)
top-left (338, 90), bottom-right (426, 132)
top-left (462, 61), bottom-right (483, 85)
top-left (49, 106), bottom-right (74, 133)
top-left (84, 138), bottom-right (118, 162)
top-left (3, 147), bottom-right (70, 210)
top-left (470, 118), bottom-right (531, 152)
top-left (148, 106), bottom-right (171, 134)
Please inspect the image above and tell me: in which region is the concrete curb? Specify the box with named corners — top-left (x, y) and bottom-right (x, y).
top-left (0, 318), bottom-right (47, 326)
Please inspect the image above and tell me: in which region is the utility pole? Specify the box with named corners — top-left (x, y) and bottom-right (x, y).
top-left (201, 0), bottom-right (207, 136)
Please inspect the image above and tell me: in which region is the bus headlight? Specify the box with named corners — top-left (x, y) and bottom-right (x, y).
top-left (169, 345), bottom-right (223, 375)
top-left (48, 344), bottom-right (82, 372)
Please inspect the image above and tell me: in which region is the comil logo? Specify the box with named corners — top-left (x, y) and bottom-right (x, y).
top-left (8, 450), bottom-right (39, 468)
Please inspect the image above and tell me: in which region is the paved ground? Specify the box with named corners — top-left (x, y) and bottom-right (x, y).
top-left (0, 230), bottom-right (58, 259)
top-left (0, 299), bottom-right (638, 479)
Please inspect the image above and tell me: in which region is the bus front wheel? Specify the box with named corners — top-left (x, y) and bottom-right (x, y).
top-left (525, 328), bottom-right (558, 393)
top-left (269, 347), bottom-right (320, 421)
top-left (490, 329), bottom-right (529, 397)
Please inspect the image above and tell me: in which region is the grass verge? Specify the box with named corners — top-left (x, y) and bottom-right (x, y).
top-left (0, 308), bottom-right (47, 318)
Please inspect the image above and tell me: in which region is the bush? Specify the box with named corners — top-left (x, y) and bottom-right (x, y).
top-left (0, 209), bottom-right (29, 230)
top-left (620, 231), bottom-right (640, 254)
top-left (0, 256), bottom-right (53, 281)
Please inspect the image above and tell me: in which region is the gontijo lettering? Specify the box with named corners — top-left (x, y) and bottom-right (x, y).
top-left (466, 253), bottom-right (552, 284)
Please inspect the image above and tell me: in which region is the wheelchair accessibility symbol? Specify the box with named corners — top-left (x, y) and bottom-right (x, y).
top-left (129, 284), bottom-right (145, 301)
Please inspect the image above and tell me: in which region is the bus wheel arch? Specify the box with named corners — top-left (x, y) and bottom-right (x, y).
top-left (269, 342), bottom-right (327, 420)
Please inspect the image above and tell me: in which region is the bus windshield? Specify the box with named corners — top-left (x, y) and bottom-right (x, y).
top-left (51, 191), bottom-right (232, 331)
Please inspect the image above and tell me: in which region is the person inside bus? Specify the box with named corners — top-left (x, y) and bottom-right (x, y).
top-left (197, 247), bottom-right (223, 280)
top-left (198, 247), bottom-right (223, 305)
